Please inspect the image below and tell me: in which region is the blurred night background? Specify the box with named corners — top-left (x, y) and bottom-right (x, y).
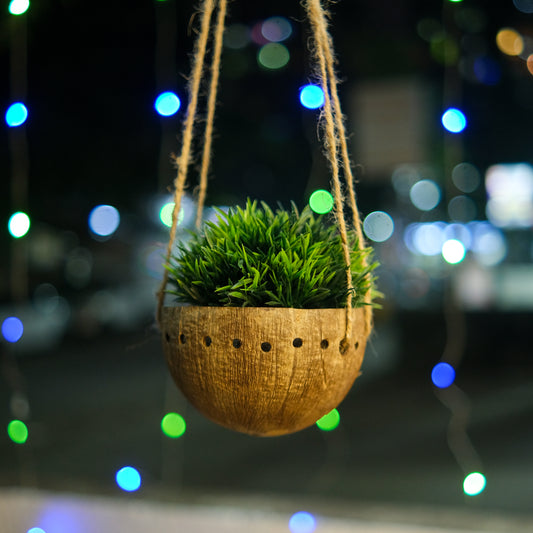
top-left (1, 0), bottom-right (533, 531)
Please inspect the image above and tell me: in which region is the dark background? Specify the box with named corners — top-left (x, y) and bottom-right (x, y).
top-left (1, 0), bottom-right (532, 529)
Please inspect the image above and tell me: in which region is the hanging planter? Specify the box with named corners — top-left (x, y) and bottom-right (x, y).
top-left (157, 0), bottom-right (380, 436)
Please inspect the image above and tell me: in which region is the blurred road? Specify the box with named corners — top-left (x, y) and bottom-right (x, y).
top-left (1, 311), bottom-right (532, 530)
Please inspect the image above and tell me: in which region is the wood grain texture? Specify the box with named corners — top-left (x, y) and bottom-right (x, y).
top-left (161, 306), bottom-right (368, 436)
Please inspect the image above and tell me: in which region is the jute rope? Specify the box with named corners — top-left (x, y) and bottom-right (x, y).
top-left (157, 0), bottom-right (372, 340)
top-left (303, 0), bottom-right (372, 338)
top-left (156, 0), bottom-right (221, 325)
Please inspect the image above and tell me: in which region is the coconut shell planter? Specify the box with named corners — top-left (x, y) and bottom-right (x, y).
top-left (156, 0), bottom-right (380, 436)
top-left (160, 202), bottom-right (378, 436)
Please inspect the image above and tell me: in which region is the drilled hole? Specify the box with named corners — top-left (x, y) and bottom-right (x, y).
top-left (165, 332), bottom-right (170, 343)
top-left (320, 339), bottom-right (329, 349)
top-left (293, 337), bottom-right (303, 348)
top-left (179, 333), bottom-right (186, 344)
top-left (204, 336), bottom-right (212, 347)
top-left (261, 342), bottom-right (272, 352)
top-left (232, 338), bottom-right (242, 349)
top-left (339, 339), bottom-right (349, 355)
top-left (355, 341), bottom-right (359, 350)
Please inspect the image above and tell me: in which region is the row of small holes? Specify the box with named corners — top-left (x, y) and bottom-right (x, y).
top-left (166, 333), bottom-right (360, 353)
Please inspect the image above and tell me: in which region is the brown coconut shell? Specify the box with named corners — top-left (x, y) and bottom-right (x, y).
top-left (161, 306), bottom-right (368, 436)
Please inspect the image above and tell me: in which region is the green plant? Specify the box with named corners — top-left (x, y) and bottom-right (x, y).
top-left (166, 199), bottom-right (379, 308)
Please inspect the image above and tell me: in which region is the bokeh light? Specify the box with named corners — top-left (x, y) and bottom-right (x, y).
top-left (527, 55), bottom-right (533, 76)
top-left (496, 28), bottom-right (523, 56)
top-left (154, 91), bottom-right (181, 116)
top-left (514, 0), bottom-right (533, 14)
top-left (88, 205), bottom-right (120, 237)
top-left (442, 239), bottom-right (466, 264)
top-left (159, 202), bottom-right (186, 227)
top-left (7, 419), bottom-right (28, 444)
top-left (430, 34), bottom-right (459, 65)
top-left (452, 162), bottom-right (480, 193)
top-left (27, 528), bottom-right (46, 533)
top-left (463, 472), bottom-right (486, 496)
top-left (116, 466), bottom-right (141, 492)
top-left (470, 222), bottom-right (507, 266)
top-left (309, 189), bottom-right (334, 214)
top-left (2, 316), bottom-right (24, 343)
top-left (5, 102), bottom-right (28, 127)
top-left (224, 24), bottom-right (250, 49)
top-left (431, 362), bottom-right (456, 388)
top-left (444, 223), bottom-right (472, 250)
top-left (441, 108), bottom-right (467, 133)
top-left (9, 0), bottom-right (30, 15)
top-left (299, 84), bottom-right (325, 109)
top-left (363, 211), bottom-right (394, 242)
top-left (485, 163), bottom-right (533, 228)
top-left (448, 196), bottom-right (477, 222)
top-left (473, 56), bottom-right (501, 85)
top-left (8, 211), bottom-right (31, 238)
top-left (289, 511), bottom-right (317, 533)
top-left (161, 412), bottom-right (186, 438)
top-left (257, 43), bottom-right (290, 70)
top-left (316, 408), bottom-right (340, 431)
top-left (261, 16), bottom-right (292, 42)
top-left (409, 179), bottom-right (441, 211)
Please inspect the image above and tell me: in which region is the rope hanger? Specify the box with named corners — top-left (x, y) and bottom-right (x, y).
top-left (157, 0), bottom-right (372, 341)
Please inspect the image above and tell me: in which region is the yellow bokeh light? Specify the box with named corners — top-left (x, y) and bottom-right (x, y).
top-left (496, 28), bottom-right (524, 56)
top-left (527, 55), bottom-right (533, 76)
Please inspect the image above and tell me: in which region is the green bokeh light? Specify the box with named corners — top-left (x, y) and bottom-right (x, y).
top-left (463, 472), bottom-right (486, 496)
top-left (8, 211), bottom-right (30, 238)
top-left (316, 408), bottom-right (340, 431)
top-left (309, 189), bottom-right (334, 214)
top-left (7, 419), bottom-right (28, 444)
top-left (161, 412), bottom-right (186, 438)
top-left (159, 202), bottom-right (184, 228)
top-left (257, 43), bottom-right (290, 70)
top-left (9, 0), bottom-right (30, 15)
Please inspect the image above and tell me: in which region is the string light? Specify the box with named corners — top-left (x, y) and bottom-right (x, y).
top-left (88, 205), bottom-right (120, 237)
top-left (7, 419), bottom-right (28, 444)
top-left (8, 211), bottom-right (30, 238)
top-left (431, 362), bottom-right (456, 388)
top-left (2, 316), bottom-right (24, 343)
top-left (316, 408), bottom-right (340, 431)
top-left (463, 472), bottom-right (487, 496)
top-left (161, 412), bottom-right (186, 438)
top-left (363, 211), bottom-right (394, 242)
top-left (289, 512), bottom-right (316, 533)
top-left (257, 43), bottom-right (290, 70)
top-left (5, 102), bottom-right (28, 127)
top-left (115, 466), bottom-right (141, 492)
top-left (8, 0), bottom-right (30, 16)
top-left (442, 239), bottom-right (466, 264)
top-left (299, 84), bottom-right (325, 109)
top-left (309, 189), bottom-right (333, 214)
top-left (441, 108), bottom-right (467, 133)
top-left (154, 91), bottom-right (181, 116)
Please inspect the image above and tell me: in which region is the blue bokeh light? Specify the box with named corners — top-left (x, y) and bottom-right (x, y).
top-left (2, 316), bottom-right (24, 343)
top-left (88, 205), bottom-right (120, 237)
top-left (289, 511), bottom-right (317, 533)
top-left (27, 528), bottom-right (46, 533)
top-left (154, 91), bottom-right (181, 116)
top-left (5, 102), bottom-right (28, 127)
top-left (299, 85), bottom-right (325, 109)
top-left (441, 108), bottom-right (467, 133)
top-left (431, 362), bottom-right (456, 388)
top-left (116, 466), bottom-right (141, 492)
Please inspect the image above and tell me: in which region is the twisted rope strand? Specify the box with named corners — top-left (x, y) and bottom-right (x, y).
top-left (304, 0), bottom-right (355, 345)
top-left (195, 0), bottom-right (228, 228)
top-left (316, 2), bottom-right (373, 334)
top-left (157, 0), bottom-right (216, 326)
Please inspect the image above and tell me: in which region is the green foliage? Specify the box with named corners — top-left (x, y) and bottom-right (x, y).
top-left (166, 199), bottom-right (379, 308)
